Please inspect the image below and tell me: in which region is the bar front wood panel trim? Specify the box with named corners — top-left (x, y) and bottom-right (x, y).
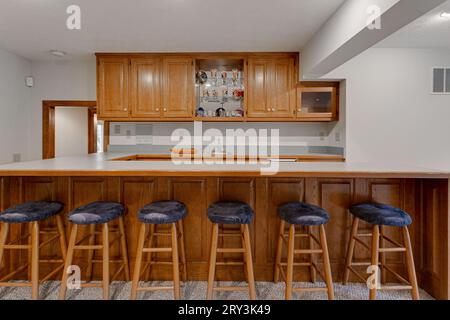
top-left (0, 175), bottom-right (448, 299)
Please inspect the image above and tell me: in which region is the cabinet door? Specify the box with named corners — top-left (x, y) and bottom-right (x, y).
top-left (97, 57), bottom-right (129, 118)
top-left (130, 58), bottom-right (161, 118)
top-left (271, 58), bottom-right (295, 118)
top-left (162, 57), bottom-right (194, 118)
top-left (297, 86), bottom-right (338, 121)
top-left (247, 59), bottom-right (272, 118)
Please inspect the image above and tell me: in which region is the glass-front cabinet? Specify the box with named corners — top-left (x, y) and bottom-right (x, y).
top-left (297, 83), bottom-right (338, 121)
top-left (195, 58), bottom-right (245, 120)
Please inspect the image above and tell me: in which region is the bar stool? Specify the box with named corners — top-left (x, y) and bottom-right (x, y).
top-left (274, 202), bottom-right (334, 300)
top-left (343, 202), bottom-right (419, 300)
top-left (206, 201), bottom-right (256, 300)
top-left (0, 201), bottom-right (67, 300)
top-left (130, 201), bottom-right (187, 300)
top-left (59, 201), bottom-right (130, 300)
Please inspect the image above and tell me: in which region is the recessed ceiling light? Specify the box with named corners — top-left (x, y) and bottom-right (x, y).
top-left (440, 12), bottom-right (450, 18)
top-left (49, 50), bottom-right (66, 57)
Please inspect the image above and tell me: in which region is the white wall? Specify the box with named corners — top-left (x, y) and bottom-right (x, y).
top-left (27, 58), bottom-right (96, 160)
top-left (326, 48), bottom-right (450, 169)
top-left (0, 49), bottom-right (32, 164)
top-left (55, 108), bottom-right (88, 157)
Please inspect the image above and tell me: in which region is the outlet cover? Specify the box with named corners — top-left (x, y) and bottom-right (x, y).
top-left (335, 132), bottom-right (341, 142)
top-left (13, 153), bottom-right (21, 162)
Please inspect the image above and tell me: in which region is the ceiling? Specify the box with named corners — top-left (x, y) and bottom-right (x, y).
top-left (0, 0), bottom-right (345, 61)
top-left (377, 0), bottom-right (450, 48)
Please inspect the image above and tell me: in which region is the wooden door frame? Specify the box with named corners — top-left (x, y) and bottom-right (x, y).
top-left (42, 100), bottom-right (98, 159)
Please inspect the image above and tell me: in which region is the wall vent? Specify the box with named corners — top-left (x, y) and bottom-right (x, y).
top-left (432, 68), bottom-right (450, 94)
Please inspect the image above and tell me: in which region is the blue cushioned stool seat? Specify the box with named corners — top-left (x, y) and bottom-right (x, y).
top-left (349, 202), bottom-right (412, 227)
top-left (207, 202), bottom-right (254, 225)
top-left (0, 201), bottom-right (63, 223)
top-left (138, 201), bottom-right (187, 225)
top-left (68, 201), bottom-right (124, 225)
top-left (278, 202), bottom-right (329, 226)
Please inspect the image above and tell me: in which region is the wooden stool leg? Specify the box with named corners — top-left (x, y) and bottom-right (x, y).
top-left (206, 223), bottom-right (219, 300)
top-left (240, 225), bottom-right (248, 281)
top-left (171, 223), bottom-right (181, 300)
top-left (31, 221), bottom-right (40, 300)
top-left (403, 227), bottom-right (419, 300)
top-left (308, 226), bottom-right (317, 283)
top-left (273, 219), bottom-right (285, 283)
top-left (243, 224), bottom-right (256, 300)
top-left (55, 215), bottom-right (67, 261)
top-left (319, 225), bottom-right (335, 300)
top-left (0, 223), bottom-right (10, 270)
top-left (177, 220), bottom-right (187, 281)
top-left (28, 223), bottom-right (32, 279)
top-left (380, 226), bottom-right (386, 284)
top-left (343, 217), bottom-right (359, 284)
top-left (86, 224), bottom-right (96, 281)
top-left (59, 224), bottom-right (78, 300)
top-left (119, 217), bottom-right (131, 281)
top-left (285, 224), bottom-right (295, 300)
top-left (131, 224), bottom-right (147, 300)
top-left (102, 223), bottom-right (110, 300)
top-left (370, 225), bottom-right (380, 300)
top-left (144, 224), bottom-right (155, 281)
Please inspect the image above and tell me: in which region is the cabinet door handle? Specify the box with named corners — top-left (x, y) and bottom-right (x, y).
top-left (124, 108), bottom-right (128, 111)
top-left (156, 108), bottom-right (160, 111)
top-left (267, 108), bottom-right (271, 112)
top-left (272, 108), bottom-right (276, 112)
top-left (163, 108), bottom-right (168, 112)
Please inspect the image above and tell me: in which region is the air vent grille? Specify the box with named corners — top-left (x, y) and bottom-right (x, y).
top-left (432, 68), bottom-right (450, 94)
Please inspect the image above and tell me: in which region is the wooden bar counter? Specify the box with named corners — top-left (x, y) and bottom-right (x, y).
top-left (0, 153), bottom-right (448, 299)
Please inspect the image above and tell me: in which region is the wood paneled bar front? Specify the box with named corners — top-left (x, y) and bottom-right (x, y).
top-left (0, 174), bottom-right (448, 300)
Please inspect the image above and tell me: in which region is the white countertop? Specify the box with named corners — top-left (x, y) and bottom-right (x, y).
top-left (0, 153), bottom-right (448, 178)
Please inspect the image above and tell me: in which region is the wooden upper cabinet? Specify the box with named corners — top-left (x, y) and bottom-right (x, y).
top-left (297, 82), bottom-right (339, 121)
top-left (247, 59), bottom-right (272, 118)
top-left (247, 56), bottom-right (296, 118)
top-left (162, 57), bottom-right (194, 118)
top-left (97, 57), bottom-right (129, 118)
top-left (271, 57), bottom-right (296, 118)
top-left (130, 58), bottom-right (161, 118)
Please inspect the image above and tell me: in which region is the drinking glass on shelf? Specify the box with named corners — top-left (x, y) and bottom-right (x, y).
top-left (210, 68), bottom-right (218, 79)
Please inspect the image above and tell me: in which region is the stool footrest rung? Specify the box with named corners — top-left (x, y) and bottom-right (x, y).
top-left (347, 266), bottom-right (368, 283)
top-left (80, 282), bottom-right (103, 288)
top-left (219, 233), bottom-right (242, 238)
top-left (378, 248), bottom-right (406, 253)
top-left (40, 264), bottom-right (64, 282)
top-left (213, 286), bottom-right (249, 292)
top-left (292, 287), bottom-right (328, 293)
top-left (39, 234), bottom-right (60, 249)
top-left (74, 245), bottom-right (103, 250)
top-left (380, 285), bottom-right (413, 291)
top-left (216, 261), bottom-right (245, 266)
top-left (3, 244), bottom-right (31, 250)
top-left (216, 248), bottom-right (245, 253)
top-left (0, 265), bottom-right (29, 282)
top-left (142, 247), bottom-right (172, 253)
top-left (136, 286), bottom-right (174, 292)
top-left (0, 281), bottom-right (32, 288)
top-left (294, 249), bottom-right (323, 255)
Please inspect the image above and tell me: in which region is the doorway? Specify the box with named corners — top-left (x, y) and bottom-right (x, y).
top-left (42, 100), bottom-right (103, 159)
